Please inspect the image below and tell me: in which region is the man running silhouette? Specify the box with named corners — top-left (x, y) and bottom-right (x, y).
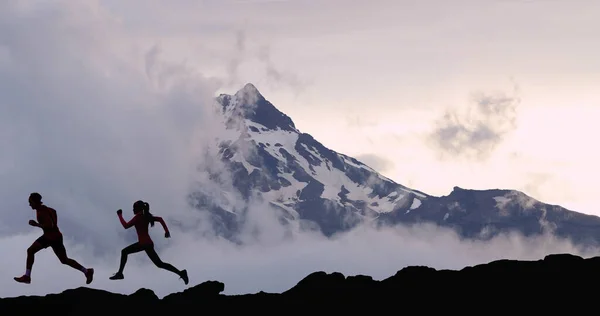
top-left (109, 200), bottom-right (188, 285)
top-left (14, 193), bottom-right (94, 284)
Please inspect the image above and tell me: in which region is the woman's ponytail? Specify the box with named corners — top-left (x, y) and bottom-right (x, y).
top-left (142, 201), bottom-right (155, 227)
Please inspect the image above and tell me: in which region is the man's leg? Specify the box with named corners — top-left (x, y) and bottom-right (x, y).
top-left (110, 242), bottom-right (144, 280)
top-left (14, 237), bottom-right (47, 284)
top-left (51, 237), bottom-right (95, 284)
top-left (144, 245), bottom-right (188, 284)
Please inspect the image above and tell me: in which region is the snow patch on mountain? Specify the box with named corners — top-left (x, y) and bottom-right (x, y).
top-left (207, 85), bottom-right (433, 217)
top-left (242, 119), bottom-right (407, 214)
top-left (410, 198), bottom-right (422, 210)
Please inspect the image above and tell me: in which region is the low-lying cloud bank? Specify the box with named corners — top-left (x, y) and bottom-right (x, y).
top-left (1, 218), bottom-right (594, 299)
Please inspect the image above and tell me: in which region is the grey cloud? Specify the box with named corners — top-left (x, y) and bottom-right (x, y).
top-left (222, 29), bottom-right (308, 95)
top-left (225, 30), bottom-right (247, 86)
top-left (0, 1), bottom-right (225, 250)
top-left (355, 153), bottom-right (395, 173)
top-left (427, 81), bottom-right (521, 161)
top-left (257, 43), bottom-right (307, 93)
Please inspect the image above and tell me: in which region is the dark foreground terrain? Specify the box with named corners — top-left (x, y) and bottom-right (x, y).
top-left (2, 253), bottom-right (598, 314)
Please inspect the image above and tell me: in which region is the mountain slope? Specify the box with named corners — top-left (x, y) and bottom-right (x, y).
top-left (0, 253), bottom-right (596, 313)
top-left (189, 83), bottom-right (600, 246)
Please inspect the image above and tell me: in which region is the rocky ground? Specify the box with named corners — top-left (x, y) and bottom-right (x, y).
top-left (1, 253), bottom-right (597, 314)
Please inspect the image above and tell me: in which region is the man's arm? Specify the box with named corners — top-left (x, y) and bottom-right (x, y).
top-left (33, 211), bottom-right (52, 230)
top-left (118, 213), bottom-right (138, 229)
top-left (154, 216), bottom-right (170, 236)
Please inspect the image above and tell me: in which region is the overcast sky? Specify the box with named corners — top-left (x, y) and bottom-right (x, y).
top-left (0, 0), bottom-right (598, 298)
top-left (98, 0), bottom-right (600, 216)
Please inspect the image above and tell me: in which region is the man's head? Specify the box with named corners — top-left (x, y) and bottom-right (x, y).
top-left (28, 192), bottom-right (43, 209)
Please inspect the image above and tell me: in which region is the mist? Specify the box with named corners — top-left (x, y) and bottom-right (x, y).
top-left (0, 219), bottom-right (593, 299)
top-left (0, 1), bottom-right (595, 300)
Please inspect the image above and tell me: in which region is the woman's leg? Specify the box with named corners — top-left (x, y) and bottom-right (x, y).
top-left (144, 245), bottom-right (182, 277)
top-left (113, 242), bottom-right (144, 276)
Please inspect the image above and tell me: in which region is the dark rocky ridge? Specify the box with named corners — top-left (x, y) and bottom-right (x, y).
top-left (2, 253), bottom-right (595, 314)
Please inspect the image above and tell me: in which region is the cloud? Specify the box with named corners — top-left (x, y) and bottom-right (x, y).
top-left (0, 0), bottom-right (223, 252)
top-left (256, 43), bottom-right (307, 93)
top-left (224, 29), bottom-right (308, 95)
top-left (520, 172), bottom-right (555, 198)
top-left (427, 81), bottom-right (521, 161)
top-left (1, 221), bottom-right (595, 299)
top-left (355, 153), bottom-right (395, 173)
top-left (225, 30), bottom-right (247, 87)
top-left (0, 0), bottom-right (595, 302)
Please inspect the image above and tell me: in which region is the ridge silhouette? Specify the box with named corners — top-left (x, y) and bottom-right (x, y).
top-left (1, 253), bottom-right (596, 314)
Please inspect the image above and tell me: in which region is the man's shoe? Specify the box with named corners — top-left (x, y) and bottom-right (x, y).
top-left (14, 275), bottom-right (31, 284)
top-left (85, 268), bottom-right (94, 284)
top-left (180, 269), bottom-right (189, 285)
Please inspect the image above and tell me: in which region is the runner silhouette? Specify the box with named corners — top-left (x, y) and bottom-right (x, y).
top-left (14, 193), bottom-right (94, 284)
top-left (109, 200), bottom-right (188, 285)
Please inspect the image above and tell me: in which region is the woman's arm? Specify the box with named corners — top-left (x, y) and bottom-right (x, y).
top-left (118, 213), bottom-right (138, 229)
top-left (154, 216), bottom-right (170, 236)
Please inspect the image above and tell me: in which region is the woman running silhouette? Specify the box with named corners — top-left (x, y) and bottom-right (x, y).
top-left (109, 200), bottom-right (188, 284)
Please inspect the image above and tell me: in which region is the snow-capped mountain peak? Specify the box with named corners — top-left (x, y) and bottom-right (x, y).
top-left (195, 83), bottom-right (600, 246)
top-left (218, 83), bottom-right (297, 133)
top-left (207, 83), bottom-right (430, 234)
